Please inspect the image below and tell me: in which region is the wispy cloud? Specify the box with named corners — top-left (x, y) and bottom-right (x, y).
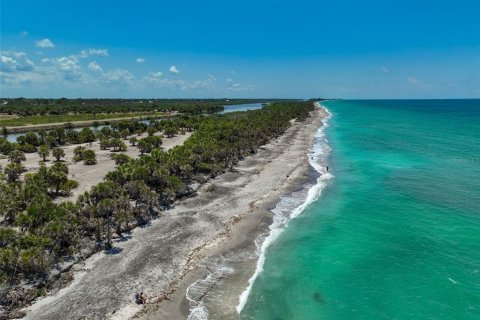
top-left (226, 78), bottom-right (251, 91)
top-left (143, 72), bottom-right (216, 90)
top-left (381, 67), bottom-right (390, 73)
top-left (20, 31), bottom-right (29, 37)
top-left (88, 61), bottom-right (103, 72)
top-left (1, 52), bottom-right (35, 73)
top-left (408, 76), bottom-right (419, 84)
top-left (169, 65), bottom-right (179, 74)
top-left (101, 69), bottom-right (134, 86)
top-left (136, 58), bottom-right (145, 63)
top-left (79, 48), bottom-right (109, 58)
top-left (36, 38), bottom-right (55, 48)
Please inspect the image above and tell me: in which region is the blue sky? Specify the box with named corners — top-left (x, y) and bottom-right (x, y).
top-left (1, 0), bottom-right (479, 98)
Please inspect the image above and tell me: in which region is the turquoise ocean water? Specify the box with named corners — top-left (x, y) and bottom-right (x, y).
top-left (240, 100), bottom-right (480, 319)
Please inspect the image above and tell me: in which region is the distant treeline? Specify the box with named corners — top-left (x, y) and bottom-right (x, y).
top-left (0, 98), bottom-right (287, 116)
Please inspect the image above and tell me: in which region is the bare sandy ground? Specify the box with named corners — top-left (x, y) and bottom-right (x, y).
top-left (0, 132), bottom-right (191, 202)
top-left (20, 107), bottom-right (325, 320)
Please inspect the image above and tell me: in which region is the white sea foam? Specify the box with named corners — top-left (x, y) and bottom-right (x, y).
top-left (236, 103), bottom-right (333, 314)
top-left (186, 259), bottom-right (236, 320)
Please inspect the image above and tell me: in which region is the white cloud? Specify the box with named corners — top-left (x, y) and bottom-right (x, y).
top-left (143, 71), bottom-right (185, 88)
top-left (0, 52), bottom-right (37, 84)
top-left (136, 58), bottom-right (145, 63)
top-left (169, 65), bottom-right (179, 74)
top-left (36, 38), bottom-right (55, 48)
top-left (381, 67), bottom-right (390, 73)
top-left (79, 48), bottom-right (109, 58)
top-left (408, 77), bottom-right (419, 84)
top-left (52, 56), bottom-right (85, 81)
top-left (0, 52), bottom-right (35, 73)
top-left (88, 61), bottom-right (103, 72)
top-left (1, 50), bottom-right (219, 93)
top-left (144, 71), bottom-right (163, 83)
top-left (21, 31), bottom-right (29, 37)
top-left (101, 69), bottom-right (134, 86)
top-left (143, 72), bottom-right (216, 90)
top-left (226, 78), bottom-right (251, 91)
top-left (189, 74), bottom-right (217, 89)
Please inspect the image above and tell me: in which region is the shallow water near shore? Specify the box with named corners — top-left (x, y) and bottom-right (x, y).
top-left (240, 100), bottom-right (480, 319)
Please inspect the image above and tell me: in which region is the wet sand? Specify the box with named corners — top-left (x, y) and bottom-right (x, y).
top-left (20, 106), bottom-right (326, 320)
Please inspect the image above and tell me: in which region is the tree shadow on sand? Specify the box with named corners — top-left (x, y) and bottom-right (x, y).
top-left (104, 247), bottom-right (123, 255)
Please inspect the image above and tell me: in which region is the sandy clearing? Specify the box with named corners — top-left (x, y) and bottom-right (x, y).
top-left (0, 132), bottom-right (192, 202)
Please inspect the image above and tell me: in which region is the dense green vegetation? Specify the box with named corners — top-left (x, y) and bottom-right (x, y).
top-left (0, 101), bottom-right (314, 312)
top-left (0, 98), bottom-right (283, 118)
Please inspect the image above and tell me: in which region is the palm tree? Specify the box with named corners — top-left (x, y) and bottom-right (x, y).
top-left (38, 144), bottom-right (49, 162)
top-left (8, 150), bottom-right (26, 164)
top-left (52, 147), bottom-right (65, 162)
top-left (97, 199), bottom-right (115, 249)
top-left (83, 149), bottom-right (97, 165)
top-left (4, 163), bottom-right (24, 182)
top-left (47, 162), bottom-right (69, 196)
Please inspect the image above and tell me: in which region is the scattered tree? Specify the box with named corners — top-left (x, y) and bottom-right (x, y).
top-left (38, 144), bottom-right (50, 162)
top-left (8, 149), bottom-right (26, 164)
top-left (52, 147), bottom-right (65, 162)
top-left (83, 149), bottom-right (97, 165)
top-left (129, 137), bottom-right (137, 146)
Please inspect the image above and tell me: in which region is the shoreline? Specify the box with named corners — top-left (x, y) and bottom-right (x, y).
top-left (140, 104), bottom-right (328, 319)
top-left (20, 105), bottom-right (326, 320)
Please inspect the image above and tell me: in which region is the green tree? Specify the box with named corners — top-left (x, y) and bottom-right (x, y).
top-left (8, 149), bottom-right (26, 164)
top-left (100, 138), bottom-right (111, 150)
top-left (38, 144), bottom-right (50, 162)
top-left (73, 146), bottom-right (86, 162)
top-left (112, 153), bottom-right (130, 165)
top-left (120, 129), bottom-right (130, 140)
top-left (24, 131), bottom-right (39, 146)
top-left (137, 139), bottom-right (151, 155)
top-left (47, 162), bottom-right (69, 196)
top-left (0, 138), bottom-right (14, 155)
top-left (1, 127), bottom-right (8, 138)
top-left (83, 149), bottom-right (96, 165)
top-left (4, 163), bottom-right (24, 182)
top-left (97, 199), bottom-right (115, 249)
top-left (52, 147), bottom-right (65, 162)
top-left (110, 138), bottom-right (127, 152)
top-left (79, 128), bottom-right (95, 143)
top-left (38, 129), bottom-right (47, 144)
top-left (147, 127), bottom-right (156, 136)
top-left (129, 136), bottom-right (137, 146)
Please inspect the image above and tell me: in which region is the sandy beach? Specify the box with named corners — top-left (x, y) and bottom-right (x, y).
top-left (20, 106), bottom-right (326, 320)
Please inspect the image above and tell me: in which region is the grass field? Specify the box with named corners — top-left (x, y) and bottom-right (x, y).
top-left (0, 112), bottom-right (169, 127)
top-left (0, 114), bottom-right (18, 120)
